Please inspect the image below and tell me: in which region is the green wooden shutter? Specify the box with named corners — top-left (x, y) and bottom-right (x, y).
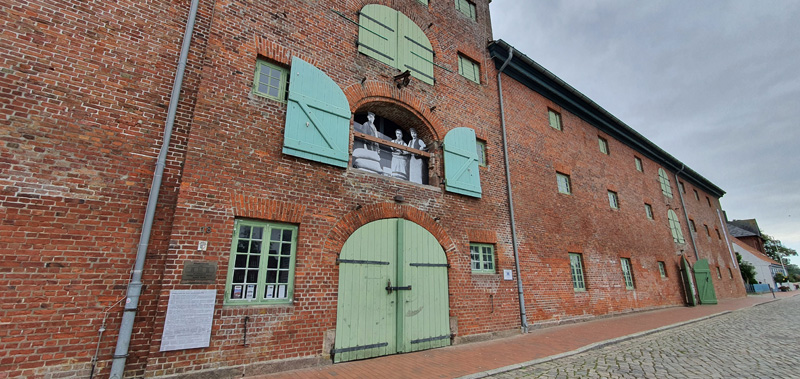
top-left (358, 4), bottom-right (398, 68)
top-left (398, 13), bottom-right (434, 85)
top-left (283, 57), bottom-right (351, 167)
top-left (443, 127), bottom-right (481, 198)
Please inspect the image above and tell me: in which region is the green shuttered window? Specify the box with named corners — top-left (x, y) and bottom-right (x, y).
top-left (225, 219), bottom-right (298, 305)
top-left (470, 243), bottom-right (495, 274)
top-left (458, 54), bottom-right (480, 83)
top-left (358, 5), bottom-right (435, 85)
top-left (283, 57), bottom-right (351, 168)
top-left (621, 258), bottom-right (634, 290)
top-left (658, 168), bottom-right (673, 198)
top-left (455, 0), bottom-right (476, 21)
top-left (667, 209), bottom-right (685, 244)
top-left (570, 253), bottom-right (586, 291)
top-left (443, 127), bottom-right (482, 198)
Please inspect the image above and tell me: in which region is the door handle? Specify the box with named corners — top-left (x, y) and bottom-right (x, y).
top-left (385, 279), bottom-right (412, 295)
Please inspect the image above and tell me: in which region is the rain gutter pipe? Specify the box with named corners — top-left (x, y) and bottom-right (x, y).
top-left (675, 164), bottom-right (699, 260)
top-left (109, 0), bottom-right (200, 377)
top-left (496, 46), bottom-right (529, 333)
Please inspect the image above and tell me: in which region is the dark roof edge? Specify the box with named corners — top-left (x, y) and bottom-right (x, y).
top-left (488, 39), bottom-right (725, 198)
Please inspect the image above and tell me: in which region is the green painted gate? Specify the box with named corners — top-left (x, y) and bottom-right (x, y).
top-left (693, 259), bottom-right (718, 305)
top-left (334, 219), bottom-right (450, 362)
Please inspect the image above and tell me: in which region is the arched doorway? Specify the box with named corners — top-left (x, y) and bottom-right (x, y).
top-left (334, 218), bottom-right (450, 362)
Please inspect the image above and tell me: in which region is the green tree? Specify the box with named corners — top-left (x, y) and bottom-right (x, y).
top-left (762, 233), bottom-right (797, 262)
top-left (785, 263), bottom-right (800, 282)
top-left (736, 252), bottom-right (758, 284)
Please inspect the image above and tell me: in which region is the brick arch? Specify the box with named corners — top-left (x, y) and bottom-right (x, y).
top-left (344, 82), bottom-right (445, 142)
top-left (321, 203), bottom-right (457, 264)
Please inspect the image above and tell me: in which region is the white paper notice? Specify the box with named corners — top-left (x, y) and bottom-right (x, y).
top-left (160, 290), bottom-right (216, 352)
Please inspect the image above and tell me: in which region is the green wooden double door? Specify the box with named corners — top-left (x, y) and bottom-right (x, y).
top-left (334, 219), bottom-right (450, 362)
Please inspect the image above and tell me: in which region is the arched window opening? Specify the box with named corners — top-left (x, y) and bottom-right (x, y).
top-left (351, 111), bottom-right (430, 184)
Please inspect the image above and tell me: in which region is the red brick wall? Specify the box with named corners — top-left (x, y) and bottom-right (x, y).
top-left (2, 0), bottom-right (745, 377)
top-left (0, 0), bottom-right (213, 376)
top-left (142, 0), bottom-right (519, 376)
top-left (497, 76), bottom-right (745, 324)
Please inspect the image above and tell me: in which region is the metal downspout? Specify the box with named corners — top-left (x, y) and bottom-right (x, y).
top-left (109, 0), bottom-right (200, 377)
top-left (497, 46), bottom-right (528, 332)
top-left (675, 164), bottom-right (699, 260)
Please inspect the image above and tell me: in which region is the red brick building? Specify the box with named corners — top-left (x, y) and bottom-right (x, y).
top-left (1, 0), bottom-right (744, 377)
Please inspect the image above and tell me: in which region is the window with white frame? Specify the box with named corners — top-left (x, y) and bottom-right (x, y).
top-left (548, 109), bottom-right (562, 131)
top-left (608, 190), bottom-right (619, 209)
top-left (621, 257), bottom-right (634, 290)
top-left (667, 209), bottom-right (685, 244)
top-left (569, 253), bottom-right (586, 291)
top-left (658, 168), bottom-right (673, 198)
top-left (470, 243), bottom-right (495, 274)
top-left (598, 136), bottom-right (609, 155)
top-left (634, 156), bottom-right (643, 172)
top-left (557, 172), bottom-right (571, 194)
top-left (225, 219), bottom-right (298, 305)
top-left (476, 139), bottom-right (487, 167)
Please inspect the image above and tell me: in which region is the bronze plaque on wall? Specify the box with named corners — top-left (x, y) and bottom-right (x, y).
top-left (181, 261), bottom-right (217, 284)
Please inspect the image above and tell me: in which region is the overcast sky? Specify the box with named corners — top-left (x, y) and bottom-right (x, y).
top-left (489, 1), bottom-right (800, 266)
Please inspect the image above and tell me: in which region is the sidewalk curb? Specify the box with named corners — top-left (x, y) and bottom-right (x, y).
top-left (457, 298), bottom-right (783, 379)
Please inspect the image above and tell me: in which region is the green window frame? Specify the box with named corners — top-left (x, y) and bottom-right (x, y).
top-left (455, 0), bottom-right (476, 20)
top-left (608, 190), bottom-right (619, 209)
top-left (548, 109), bottom-right (562, 131)
top-left (569, 253), bottom-right (586, 292)
top-left (417, 0), bottom-right (429, 5)
top-left (476, 139), bottom-right (487, 167)
top-left (225, 219), bottom-right (298, 305)
top-left (658, 168), bottom-right (673, 198)
top-left (598, 136), bottom-right (609, 155)
top-left (645, 203), bottom-right (654, 220)
top-left (253, 59), bottom-right (289, 102)
top-left (470, 243), bottom-right (495, 274)
top-left (658, 261), bottom-right (667, 278)
top-left (621, 257), bottom-right (634, 290)
top-left (634, 156), bottom-right (643, 172)
top-left (557, 172), bottom-right (571, 194)
top-left (458, 54), bottom-right (480, 83)
top-left (667, 209), bottom-right (685, 244)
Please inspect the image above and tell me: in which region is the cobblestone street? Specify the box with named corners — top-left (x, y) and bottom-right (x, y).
top-left (490, 296), bottom-right (800, 378)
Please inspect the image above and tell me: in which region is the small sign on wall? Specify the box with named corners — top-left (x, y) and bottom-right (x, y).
top-left (503, 269), bottom-right (513, 280)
